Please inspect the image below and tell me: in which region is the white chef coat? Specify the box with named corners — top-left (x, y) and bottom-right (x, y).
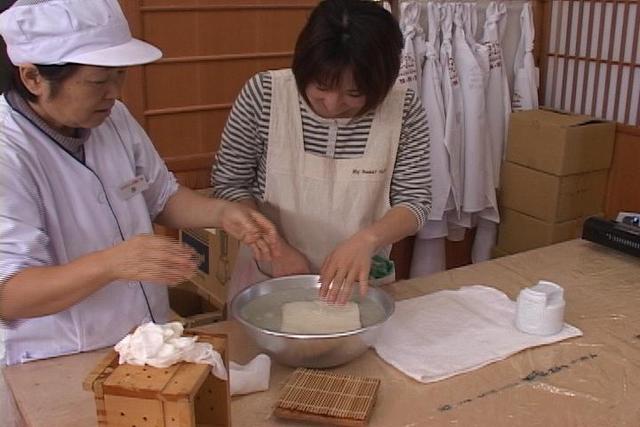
top-left (0, 96), bottom-right (177, 365)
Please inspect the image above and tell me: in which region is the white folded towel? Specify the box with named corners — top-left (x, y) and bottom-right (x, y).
top-left (374, 285), bottom-right (582, 383)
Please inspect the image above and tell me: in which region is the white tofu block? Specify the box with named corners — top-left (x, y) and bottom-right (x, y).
top-left (280, 301), bottom-right (361, 334)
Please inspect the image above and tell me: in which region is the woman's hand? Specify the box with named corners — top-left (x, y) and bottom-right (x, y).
top-left (319, 231), bottom-right (378, 304)
top-left (103, 234), bottom-right (198, 285)
top-left (218, 202), bottom-right (281, 261)
top-left (271, 239), bottom-right (312, 277)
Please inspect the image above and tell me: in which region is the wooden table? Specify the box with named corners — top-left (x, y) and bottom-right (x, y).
top-left (4, 240), bottom-right (640, 426)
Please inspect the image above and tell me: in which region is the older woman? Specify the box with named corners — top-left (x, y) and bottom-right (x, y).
top-left (213, 0), bottom-right (432, 304)
top-left (0, 0), bottom-right (279, 366)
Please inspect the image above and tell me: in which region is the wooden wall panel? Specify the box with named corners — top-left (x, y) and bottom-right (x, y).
top-left (119, 0), bottom-right (317, 189)
top-left (144, 57), bottom-right (291, 110)
top-left (143, 55), bottom-right (291, 165)
top-left (604, 127), bottom-right (640, 217)
top-left (141, 9), bottom-right (311, 57)
top-left (146, 111), bottom-right (228, 157)
top-left (141, 0), bottom-right (312, 6)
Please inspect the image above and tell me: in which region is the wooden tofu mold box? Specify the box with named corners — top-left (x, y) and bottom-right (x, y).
top-left (497, 109), bottom-right (615, 255)
top-left (83, 332), bottom-right (231, 427)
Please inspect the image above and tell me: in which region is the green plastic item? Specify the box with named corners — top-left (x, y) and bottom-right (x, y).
top-left (369, 254), bottom-right (395, 279)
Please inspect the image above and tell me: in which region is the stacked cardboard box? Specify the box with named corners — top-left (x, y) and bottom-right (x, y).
top-left (496, 109), bottom-right (615, 255)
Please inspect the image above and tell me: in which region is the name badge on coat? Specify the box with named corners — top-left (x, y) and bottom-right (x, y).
top-left (117, 175), bottom-right (149, 200)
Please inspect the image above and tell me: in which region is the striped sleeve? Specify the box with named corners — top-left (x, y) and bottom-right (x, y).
top-left (390, 89), bottom-right (432, 230)
top-left (211, 72), bottom-right (270, 201)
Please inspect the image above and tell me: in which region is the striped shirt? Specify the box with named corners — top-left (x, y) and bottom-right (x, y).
top-left (211, 71), bottom-right (432, 229)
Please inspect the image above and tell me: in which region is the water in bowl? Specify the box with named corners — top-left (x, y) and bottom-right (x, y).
top-left (240, 287), bottom-right (386, 333)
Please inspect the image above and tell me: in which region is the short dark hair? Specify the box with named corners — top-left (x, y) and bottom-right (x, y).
top-left (3, 61), bottom-right (81, 102)
top-left (292, 0), bottom-right (403, 115)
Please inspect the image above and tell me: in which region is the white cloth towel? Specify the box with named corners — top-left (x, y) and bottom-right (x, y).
top-left (115, 322), bottom-right (228, 380)
top-left (374, 285), bottom-right (582, 383)
top-left (229, 354), bottom-right (271, 396)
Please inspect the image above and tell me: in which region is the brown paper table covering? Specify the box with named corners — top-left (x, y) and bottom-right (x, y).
top-left (3, 239), bottom-right (640, 426)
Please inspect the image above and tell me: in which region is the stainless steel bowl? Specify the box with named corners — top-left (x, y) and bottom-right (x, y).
top-left (230, 274), bottom-right (395, 368)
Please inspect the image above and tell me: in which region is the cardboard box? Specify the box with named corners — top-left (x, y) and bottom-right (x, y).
top-left (168, 281), bottom-right (223, 328)
top-left (506, 109), bottom-right (615, 175)
top-left (179, 227), bottom-right (239, 308)
top-left (491, 246), bottom-right (511, 259)
top-left (500, 161), bottom-right (608, 222)
top-left (497, 208), bottom-right (585, 254)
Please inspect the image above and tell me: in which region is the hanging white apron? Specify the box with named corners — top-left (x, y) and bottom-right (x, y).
top-left (467, 1), bottom-right (510, 262)
top-left (512, 2), bottom-right (539, 111)
top-left (412, 3), bottom-right (448, 276)
top-left (440, 3), bottom-right (465, 219)
top-left (452, 4), bottom-right (499, 225)
top-left (227, 69), bottom-right (405, 300)
top-left (419, 2), bottom-right (448, 231)
top-left (482, 1), bottom-right (511, 189)
top-left (398, 1), bottom-right (425, 94)
top-left (464, 2), bottom-right (479, 49)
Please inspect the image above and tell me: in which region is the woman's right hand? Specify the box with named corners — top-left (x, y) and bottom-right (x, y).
top-left (271, 238), bottom-right (311, 277)
top-left (103, 234), bottom-right (198, 285)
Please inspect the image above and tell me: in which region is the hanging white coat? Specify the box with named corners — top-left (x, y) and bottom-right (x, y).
top-left (411, 2), bottom-right (450, 276)
top-left (419, 2), bottom-right (450, 236)
top-left (398, 1), bottom-right (426, 94)
top-left (482, 1), bottom-right (511, 189)
top-left (512, 2), bottom-right (539, 111)
top-left (451, 3), bottom-right (498, 225)
top-left (440, 3), bottom-right (465, 221)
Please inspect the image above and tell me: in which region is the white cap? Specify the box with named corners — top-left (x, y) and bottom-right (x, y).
top-left (0, 0), bottom-right (162, 66)
top-left (515, 280), bottom-right (566, 336)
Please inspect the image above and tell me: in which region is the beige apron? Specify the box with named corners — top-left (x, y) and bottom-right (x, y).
top-left (227, 69), bottom-right (406, 301)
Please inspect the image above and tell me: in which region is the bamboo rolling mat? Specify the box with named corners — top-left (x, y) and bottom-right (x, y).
top-left (273, 368), bottom-right (380, 426)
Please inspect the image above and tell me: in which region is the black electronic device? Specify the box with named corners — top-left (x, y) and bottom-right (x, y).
top-left (582, 216), bottom-right (640, 257)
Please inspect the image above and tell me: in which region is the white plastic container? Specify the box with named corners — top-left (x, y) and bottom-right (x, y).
top-left (515, 280), bottom-right (566, 335)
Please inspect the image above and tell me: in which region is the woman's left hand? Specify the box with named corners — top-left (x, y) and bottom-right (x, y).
top-left (219, 203), bottom-right (281, 261)
top-left (319, 231), bottom-right (377, 304)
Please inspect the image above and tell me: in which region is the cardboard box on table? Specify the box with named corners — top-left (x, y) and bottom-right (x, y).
top-left (500, 162), bottom-right (608, 223)
top-left (491, 245), bottom-right (510, 259)
top-left (496, 208), bottom-right (589, 254)
top-left (505, 109), bottom-right (615, 175)
top-left (496, 109), bottom-right (615, 254)
top-left (179, 228), bottom-right (239, 309)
